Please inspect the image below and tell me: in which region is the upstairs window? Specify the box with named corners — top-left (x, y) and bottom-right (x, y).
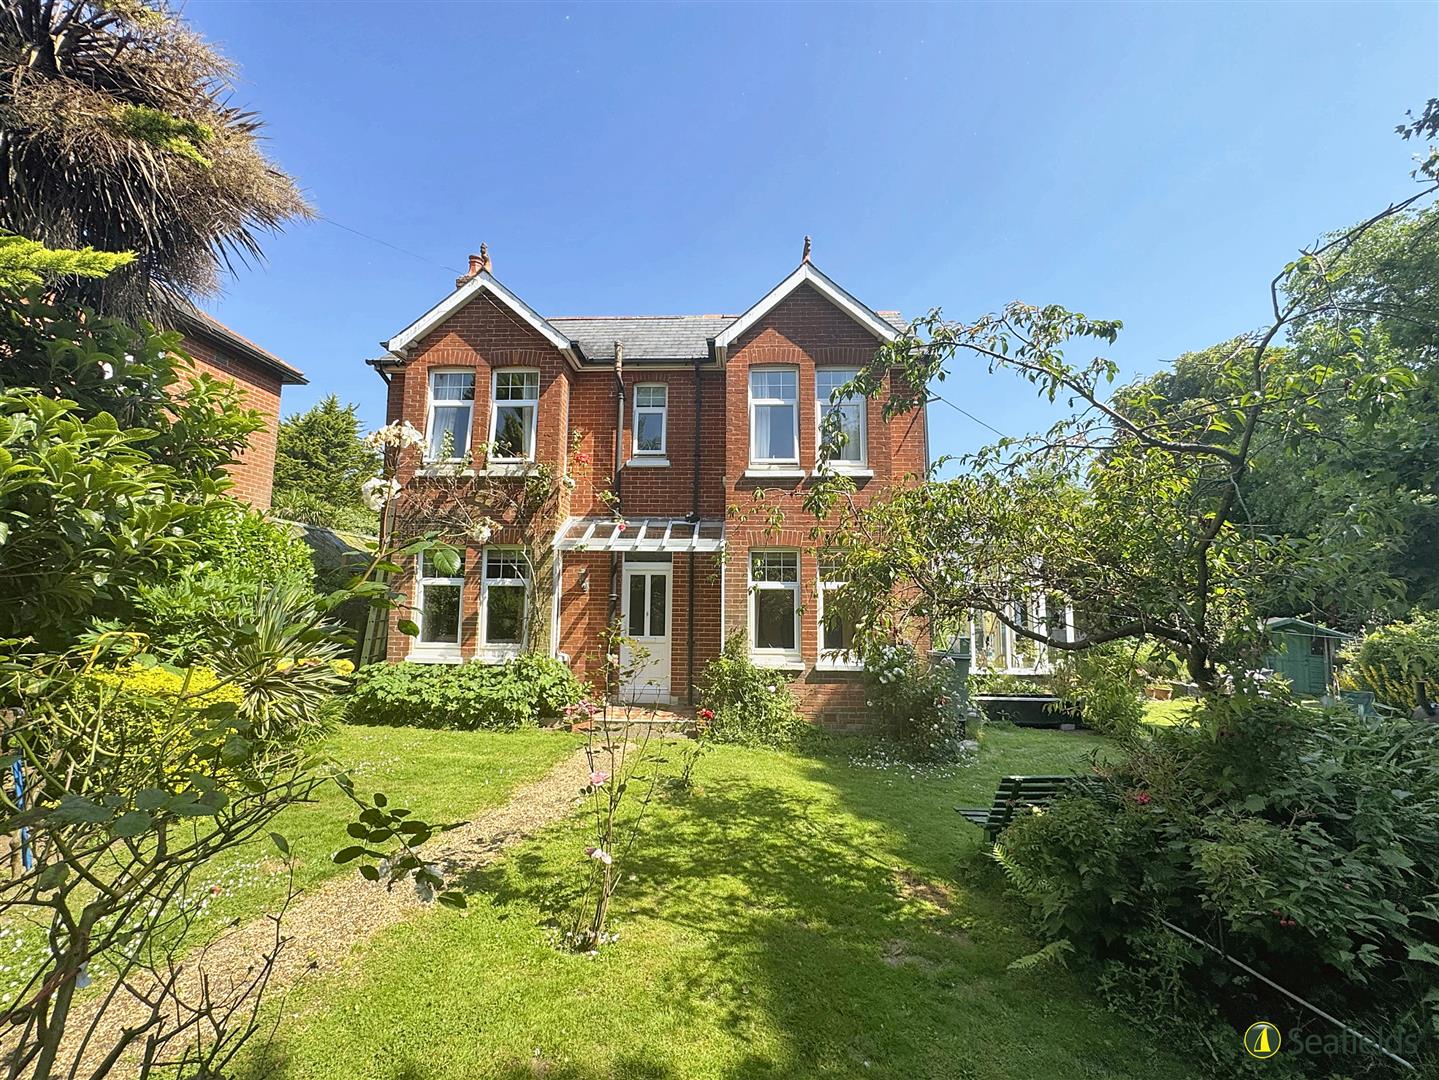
top-left (818, 559), bottom-right (859, 665)
top-left (749, 550), bottom-right (801, 661)
top-left (481, 548), bottom-right (528, 646)
top-left (426, 369), bottom-right (475, 461)
top-left (633, 384), bottom-right (668, 456)
top-left (749, 367), bottom-right (798, 465)
top-left (816, 368), bottom-right (866, 465)
top-left (490, 370), bottom-right (540, 462)
top-left (415, 551), bottom-right (464, 653)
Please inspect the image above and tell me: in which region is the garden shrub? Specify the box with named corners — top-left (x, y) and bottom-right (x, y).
top-left (66, 663), bottom-right (245, 790)
top-left (1049, 642), bottom-right (1145, 736)
top-left (863, 641), bottom-right (966, 761)
top-left (190, 500), bottom-right (314, 583)
top-left (346, 655), bottom-right (587, 731)
top-left (695, 633), bottom-right (808, 748)
top-left (1339, 610), bottom-right (1439, 710)
top-left (970, 671), bottom-right (1052, 696)
top-left (995, 690), bottom-right (1439, 1075)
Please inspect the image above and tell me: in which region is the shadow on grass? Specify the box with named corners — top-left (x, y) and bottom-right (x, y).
top-left (441, 733), bottom-right (1156, 1080)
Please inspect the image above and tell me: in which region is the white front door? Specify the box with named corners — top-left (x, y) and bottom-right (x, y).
top-left (620, 563), bottom-right (672, 703)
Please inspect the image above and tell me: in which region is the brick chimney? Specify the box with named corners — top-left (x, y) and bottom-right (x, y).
top-left (454, 243), bottom-right (492, 288)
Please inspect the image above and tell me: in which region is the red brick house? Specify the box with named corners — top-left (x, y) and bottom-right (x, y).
top-left (368, 247), bottom-right (928, 728)
top-left (177, 309), bottom-right (308, 507)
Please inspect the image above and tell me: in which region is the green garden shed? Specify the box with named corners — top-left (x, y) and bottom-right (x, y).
top-left (1262, 617), bottom-right (1349, 697)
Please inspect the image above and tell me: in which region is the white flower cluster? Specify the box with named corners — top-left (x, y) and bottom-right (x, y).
top-left (360, 476), bottom-right (402, 510)
top-left (363, 420), bottom-right (425, 451)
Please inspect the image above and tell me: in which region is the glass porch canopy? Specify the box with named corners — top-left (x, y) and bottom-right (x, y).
top-left (555, 517), bottom-right (725, 553)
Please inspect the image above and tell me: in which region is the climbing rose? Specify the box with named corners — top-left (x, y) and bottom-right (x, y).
top-left (698, 708), bottom-right (715, 722)
top-left (586, 847), bottom-right (613, 866)
top-left (589, 770), bottom-right (610, 787)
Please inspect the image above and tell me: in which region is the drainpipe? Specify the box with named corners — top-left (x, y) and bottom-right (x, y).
top-left (607, 344), bottom-right (625, 699)
top-left (686, 353), bottom-right (703, 704)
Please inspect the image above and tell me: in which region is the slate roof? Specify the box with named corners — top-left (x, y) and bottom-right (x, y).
top-left (547, 315), bottom-right (735, 362)
top-left (547, 310), bottom-right (906, 363)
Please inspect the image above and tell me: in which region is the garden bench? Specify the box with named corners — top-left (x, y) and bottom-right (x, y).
top-left (956, 775), bottom-right (1075, 841)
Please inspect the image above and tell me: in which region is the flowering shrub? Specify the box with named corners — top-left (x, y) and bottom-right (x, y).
top-left (863, 642), bottom-right (966, 762)
top-left (994, 690), bottom-right (1439, 1074)
top-left (346, 655), bottom-right (587, 730)
top-left (695, 633), bottom-right (808, 748)
top-left (65, 663), bottom-right (245, 789)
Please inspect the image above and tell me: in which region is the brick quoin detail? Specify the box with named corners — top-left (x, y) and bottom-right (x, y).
top-left (377, 271), bottom-right (928, 730)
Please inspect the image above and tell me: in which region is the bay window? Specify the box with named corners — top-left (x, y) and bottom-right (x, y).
top-left (748, 367), bottom-right (798, 465)
top-left (816, 368), bottom-right (866, 465)
top-left (426, 369), bottom-right (475, 461)
top-left (489, 370), bottom-right (540, 462)
top-left (749, 550), bottom-right (801, 663)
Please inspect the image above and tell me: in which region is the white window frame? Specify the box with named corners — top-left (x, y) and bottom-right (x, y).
top-left (817, 561), bottom-right (861, 669)
top-left (748, 550), bottom-right (802, 666)
top-left (816, 367), bottom-right (867, 468)
top-left (632, 383), bottom-right (668, 457)
top-left (488, 369), bottom-right (541, 463)
top-left (748, 366), bottom-right (800, 466)
top-left (479, 546), bottom-right (528, 657)
top-left (425, 368), bottom-right (476, 463)
top-left (410, 552), bottom-right (464, 663)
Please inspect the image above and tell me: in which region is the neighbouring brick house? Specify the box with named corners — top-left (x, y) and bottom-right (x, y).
top-left (368, 246), bottom-right (928, 728)
top-left (177, 309), bottom-right (308, 507)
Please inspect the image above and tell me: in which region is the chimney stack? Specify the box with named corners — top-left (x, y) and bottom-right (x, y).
top-left (455, 243), bottom-right (493, 288)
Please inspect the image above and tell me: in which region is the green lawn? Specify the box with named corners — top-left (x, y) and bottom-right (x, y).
top-left (240, 724), bottom-right (1201, 1080)
top-left (189, 724), bottom-right (580, 935)
top-left (1142, 698), bottom-right (1199, 726)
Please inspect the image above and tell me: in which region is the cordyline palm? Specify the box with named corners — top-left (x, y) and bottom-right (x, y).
top-left (0, 0), bottom-right (311, 323)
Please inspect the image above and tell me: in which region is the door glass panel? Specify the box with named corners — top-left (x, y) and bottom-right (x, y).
top-left (628, 574), bottom-right (646, 637)
top-left (649, 574), bottom-right (666, 637)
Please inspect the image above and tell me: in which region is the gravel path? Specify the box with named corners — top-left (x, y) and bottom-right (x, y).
top-left (41, 745), bottom-right (592, 1079)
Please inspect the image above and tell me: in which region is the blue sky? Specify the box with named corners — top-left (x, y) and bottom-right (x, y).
top-left (186, 0), bottom-right (1438, 465)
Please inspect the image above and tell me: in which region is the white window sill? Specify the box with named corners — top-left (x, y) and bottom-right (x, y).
top-left (625, 456), bottom-right (671, 468)
top-left (474, 644), bottom-right (523, 663)
top-left (417, 463), bottom-right (473, 478)
top-left (478, 461), bottom-right (535, 477)
top-left (749, 654), bottom-right (804, 670)
top-left (743, 467), bottom-right (805, 480)
top-left (406, 647), bottom-right (463, 664)
top-left (814, 465), bottom-right (874, 479)
top-left (816, 657), bottom-right (864, 672)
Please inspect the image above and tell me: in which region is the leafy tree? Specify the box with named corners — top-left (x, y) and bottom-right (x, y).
top-left (1128, 207), bottom-right (1439, 625)
top-left (0, 0), bottom-right (310, 322)
top-left (272, 395), bottom-right (380, 528)
top-left (0, 389), bottom-right (207, 651)
top-left (813, 104), bottom-right (1439, 692)
top-left (0, 284), bottom-right (263, 651)
top-left (0, 287), bottom-right (262, 480)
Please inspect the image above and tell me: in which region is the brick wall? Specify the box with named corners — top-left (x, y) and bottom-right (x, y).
top-left (378, 277), bottom-right (927, 729)
top-left (181, 333), bottom-right (284, 508)
top-left (719, 282), bottom-right (929, 728)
